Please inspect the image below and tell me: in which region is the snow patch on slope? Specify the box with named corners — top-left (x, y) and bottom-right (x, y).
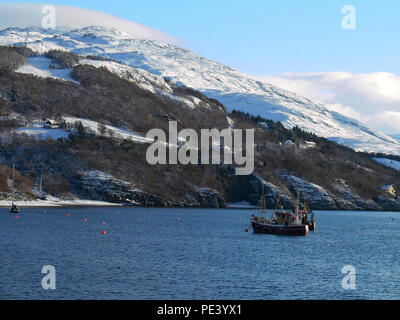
top-left (373, 158), bottom-right (400, 171)
top-left (15, 126), bottom-right (70, 140)
top-left (63, 117), bottom-right (154, 143)
top-left (16, 56), bottom-right (78, 83)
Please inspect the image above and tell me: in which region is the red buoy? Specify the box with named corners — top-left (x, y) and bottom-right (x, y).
top-left (83, 218), bottom-right (88, 222)
top-left (66, 213), bottom-right (71, 216)
top-left (101, 230), bottom-right (106, 235)
top-left (101, 222), bottom-right (106, 225)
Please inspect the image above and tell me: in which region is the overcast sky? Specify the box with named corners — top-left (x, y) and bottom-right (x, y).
top-left (0, 1), bottom-right (399, 134)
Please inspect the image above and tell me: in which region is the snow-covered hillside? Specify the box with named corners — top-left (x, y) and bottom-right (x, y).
top-left (2, 26), bottom-right (400, 155)
top-left (15, 55), bottom-right (218, 113)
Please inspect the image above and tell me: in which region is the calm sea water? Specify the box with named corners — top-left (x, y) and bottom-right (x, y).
top-left (0, 207), bottom-right (399, 300)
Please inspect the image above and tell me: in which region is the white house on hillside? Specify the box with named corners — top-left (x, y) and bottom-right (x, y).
top-left (43, 119), bottom-right (60, 129)
top-left (381, 185), bottom-right (396, 197)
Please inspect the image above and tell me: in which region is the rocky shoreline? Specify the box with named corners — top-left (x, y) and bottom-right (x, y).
top-left (2, 170), bottom-right (399, 211)
top-left (8, 172), bottom-right (398, 211)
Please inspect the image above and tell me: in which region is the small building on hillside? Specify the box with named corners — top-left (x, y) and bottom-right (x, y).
top-left (43, 119), bottom-right (60, 129)
top-left (381, 184), bottom-right (396, 197)
top-left (284, 140), bottom-right (295, 148)
top-left (299, 141), bottom-right (317, 149)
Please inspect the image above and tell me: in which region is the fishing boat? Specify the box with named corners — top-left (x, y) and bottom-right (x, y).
top-left (272, 195), bottom-right (316, 231)
top-left (9, 201), bottom-right (20, 214)
top-left (251, 187), bottom-right (309, 236)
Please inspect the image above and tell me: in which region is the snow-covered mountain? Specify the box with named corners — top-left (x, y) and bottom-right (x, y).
top-left (1, 26), bottom-right (400, 155)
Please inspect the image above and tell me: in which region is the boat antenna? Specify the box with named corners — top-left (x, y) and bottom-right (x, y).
top-left (276, 194), bottom-right (280, 210)
top-left (295, 191), bottom-right (300, 214)
top-left (258, 183), bottom-right (264, 218)
top-left (261, 183), bottom-right (267, 219)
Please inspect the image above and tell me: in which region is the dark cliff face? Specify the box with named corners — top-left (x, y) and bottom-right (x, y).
top-left (226, 172), bottom-right (293, 209)
top-left (224, 172), bottom-right (400, 211)
top-left (374, 196), bottom-right (400, 211)
top-left (76, 171), bottom-right (225, 208)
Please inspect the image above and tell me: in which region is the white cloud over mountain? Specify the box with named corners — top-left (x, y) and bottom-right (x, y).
top-left (0, 3), bottom-right (176, 43)
top-left (257, 72), bottom-right (400, 134)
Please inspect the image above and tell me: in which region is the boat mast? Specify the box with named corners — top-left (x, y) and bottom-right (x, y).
top-left (258, 184), bottom-right (264, 218)
top-left (12, 160), bottom-right (15, 206)
top-left (295, 192), bottom-right (300, 214)
top-left (276, 194), bottom-right (281, 210)
top-left (262, 184), bottom-right (267, 219)
top-left (258, 183), bottom-right (268, 220)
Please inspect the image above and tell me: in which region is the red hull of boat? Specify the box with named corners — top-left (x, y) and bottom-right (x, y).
top-left (252, 221), bottom-right (309, 236)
